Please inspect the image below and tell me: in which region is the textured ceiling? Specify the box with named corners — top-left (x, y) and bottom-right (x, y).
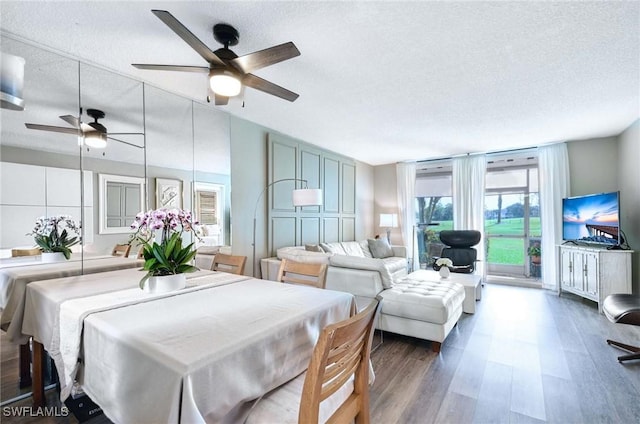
top-left (1, 1), bottom-right (638, 166)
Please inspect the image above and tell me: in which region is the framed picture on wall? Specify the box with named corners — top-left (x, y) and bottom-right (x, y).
top-left (156, 178), bottom-right (183, 209)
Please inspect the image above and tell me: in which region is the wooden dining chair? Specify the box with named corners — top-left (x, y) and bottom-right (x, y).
top-left (246, 299), bottom-right (380, 424)
top-left (276, 259), bottom-right (328, 289)
top-left (111, 244), bottom-right (131, 258)
top-left (211, 253), bottom-right (247, 275)
top-left (11, 247), bottom-right (42, 257)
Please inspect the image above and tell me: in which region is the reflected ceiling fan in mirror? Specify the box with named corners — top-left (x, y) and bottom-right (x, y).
top-left (133, 9), bottom-right (301, 106)
top-left (25, 108), bottom-right (144, 149)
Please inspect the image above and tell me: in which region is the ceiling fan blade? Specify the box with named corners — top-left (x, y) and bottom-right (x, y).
top-left (151, 10), bottom-right (225, 66)
top-left (59, 115), bottom-right (80, 128)
top-left (231, 42), bottom-right (301, 74)
top-left (25, 123), bottom-right (80, 135)
top-left (106, 136), bottom-right (144, 149)
top-left (214, 93), bottom-right (229, 106)
top-left (242, 74), bottom-right (299, 102)
top-left (132, 64), bottom-right (210, 73)
top-left (80, 123), bottom-right (93, 132)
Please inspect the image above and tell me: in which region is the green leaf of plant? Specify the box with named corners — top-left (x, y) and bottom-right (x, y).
top-left (139, 272), bottom-right (152, 290)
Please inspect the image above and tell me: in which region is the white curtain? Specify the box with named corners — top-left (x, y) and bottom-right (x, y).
top-left (396, 162), bottom-right (418, 272)
top-left (452, 154), bottom-right (487, 272)
top-left (538, 143), bottom-right (570, 291)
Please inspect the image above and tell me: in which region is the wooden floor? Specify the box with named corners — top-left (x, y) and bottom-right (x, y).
top-left (370, 284), bottom-right (640, 423)
top-left (2, 283), bottom-right (639, 423)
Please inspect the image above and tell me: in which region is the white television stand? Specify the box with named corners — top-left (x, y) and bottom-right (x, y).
top-left (557, 244), bottom-right (633, 313)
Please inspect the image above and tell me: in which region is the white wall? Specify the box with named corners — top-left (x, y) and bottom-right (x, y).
top-left (566, 136), bottom-right (619, 196)
top-left (373, 164), bottom-right (401, 244)
top-left (355, 161), bottom-right (374, 240)
top-left (617, 119), bottom-right (640, 292)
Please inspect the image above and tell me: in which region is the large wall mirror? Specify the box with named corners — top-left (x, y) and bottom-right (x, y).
top-left (0, 35), bottom-right (231, 402)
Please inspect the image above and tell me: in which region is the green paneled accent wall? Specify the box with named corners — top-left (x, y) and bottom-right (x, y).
top-left (267, 133), bottom-right (356, 255)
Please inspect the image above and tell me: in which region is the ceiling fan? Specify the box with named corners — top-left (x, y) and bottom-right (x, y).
top-left (132, 9), bottom-right (301, 105)
top-left (25, 108), bottom-right (143, 149)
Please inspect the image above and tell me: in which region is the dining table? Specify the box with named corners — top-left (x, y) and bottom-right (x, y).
top-left (23, 268), bottom-right (356, 423)
top-left (1, 255), bottom-right (143, 344)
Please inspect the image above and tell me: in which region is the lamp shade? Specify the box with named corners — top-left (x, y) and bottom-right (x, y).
top-left (209, 70), bottom-right (241, 97)
top-left (292, 188), bottom-right (323, 207)
top-left (83, 131), bottom-right (107, 149)
top-left (379, 213), bottom-right (398, 228)
top-left (1, 52), bottom-right (25, 111)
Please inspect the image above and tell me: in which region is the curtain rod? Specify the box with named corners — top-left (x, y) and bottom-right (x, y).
top-left (411, 140), bottom-right (566, 164)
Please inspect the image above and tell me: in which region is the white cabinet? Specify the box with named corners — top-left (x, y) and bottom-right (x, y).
top-left (0, 162), bottom-right (94, 250)
top-left (558, 245), bottom-right (633, 312)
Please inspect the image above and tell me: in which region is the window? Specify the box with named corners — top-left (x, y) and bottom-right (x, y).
top-left (415, 162), bottom-right (452, 267)
top-left (193, 182), bottom-right (224, 245)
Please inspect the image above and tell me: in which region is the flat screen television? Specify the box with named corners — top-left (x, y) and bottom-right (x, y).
top-left (562, 191), bottom-right (621, 246)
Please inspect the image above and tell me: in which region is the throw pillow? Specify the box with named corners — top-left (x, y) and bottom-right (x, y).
top-left (305, 244), bottom-right (324, 253)
top-left (367, 238), bottom-right (394, 259)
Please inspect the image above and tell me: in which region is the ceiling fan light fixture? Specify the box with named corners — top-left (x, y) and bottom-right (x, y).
top-left (209, 71), bottom-right (241, 97)
top-left (83, 131), bottom-right (107, 149)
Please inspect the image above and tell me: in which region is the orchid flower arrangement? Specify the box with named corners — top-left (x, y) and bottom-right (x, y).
top-left (130, 208), bottom-right (200, 288)
top-left (28, 215), bottom-right (80, 259)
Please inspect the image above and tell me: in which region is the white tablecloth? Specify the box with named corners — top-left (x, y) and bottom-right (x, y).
top-left (74, 280), bottom-right (354, 423)
top-left (1, 256), bottom-right (142, 344)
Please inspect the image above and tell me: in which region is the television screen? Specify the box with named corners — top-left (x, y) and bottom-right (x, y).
top-left (562, 191), bottom-right (620, 245)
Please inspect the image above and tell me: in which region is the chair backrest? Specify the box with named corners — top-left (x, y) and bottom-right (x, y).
top-left (299, 299), bottom-right (380, 424)
top-left (438, 230), bottom-right (481, 273)
top-left (111, 244), bottom-right (131, 258)
top-left (277, 259), bottom-right (328, 289)
top-left (211, 253), bottom-right (246, 275)
top-left (11, 247), bottom-right (42, 257)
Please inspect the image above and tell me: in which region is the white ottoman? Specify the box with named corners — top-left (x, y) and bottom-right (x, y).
top-left (379, 278), bottom-right (465, 352)
top-left (406, 270), bottom-right (482, 314)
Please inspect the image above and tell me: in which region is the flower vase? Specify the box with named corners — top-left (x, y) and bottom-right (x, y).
top-left (41, 252), bottom-right (67, 263)
top-left (143, 273), bottom-right (186, 294)
top-left (439, 266), bottom-right (450, 279)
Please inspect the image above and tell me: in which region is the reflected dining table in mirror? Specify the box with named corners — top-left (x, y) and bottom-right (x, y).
top-left (0, 254), bottom-right (144, 391)
top-left (22, 268), bottom-right (356, 423)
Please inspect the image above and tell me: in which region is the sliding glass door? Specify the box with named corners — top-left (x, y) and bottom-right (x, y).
top-left (484, 166), bottom-right (540, 278)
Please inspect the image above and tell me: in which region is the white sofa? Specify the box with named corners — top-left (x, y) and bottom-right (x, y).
top-left (261, 239), bottom-right (465, 352)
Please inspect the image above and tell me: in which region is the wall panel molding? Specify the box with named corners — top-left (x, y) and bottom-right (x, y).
top-left (267, 134), bottom-right (356, 256)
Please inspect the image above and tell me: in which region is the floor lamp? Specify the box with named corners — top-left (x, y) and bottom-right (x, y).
top-left (252, 178), bottom-right (323, 277)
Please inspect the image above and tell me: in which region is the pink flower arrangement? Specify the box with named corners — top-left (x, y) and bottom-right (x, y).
top-left (130, 208), bottom-right (201, 288)
top-left (130, 208), bottom-right (198, 244)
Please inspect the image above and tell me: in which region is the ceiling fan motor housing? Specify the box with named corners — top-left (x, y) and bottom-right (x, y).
top-left (213, 23), bottom-right (239, 47)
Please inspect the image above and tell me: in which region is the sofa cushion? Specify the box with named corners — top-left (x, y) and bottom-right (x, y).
top-left (368, 238), bottom-right (394, 259)
top-left (358, 240), bottom-right (373, 258)
top-left (329, 255), bottom-right (406, 289)
top-left (320, 242), bottom-right (347, 255)
top-left (380, 279), bottom-right (465, 324)
top-left (277, 246), bottom-right (332, 264)
top-left (305, 244), bottom-right (324, 253)
top-left (340, 241), bottom-right (366, 257)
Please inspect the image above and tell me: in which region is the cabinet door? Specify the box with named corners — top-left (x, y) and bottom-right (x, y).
top-left (560, 248), bottom-right (574, 288)
top-left (572, 252), bottom-right (585, 292)
top-left (584, 252), bottom-right (598, 296)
